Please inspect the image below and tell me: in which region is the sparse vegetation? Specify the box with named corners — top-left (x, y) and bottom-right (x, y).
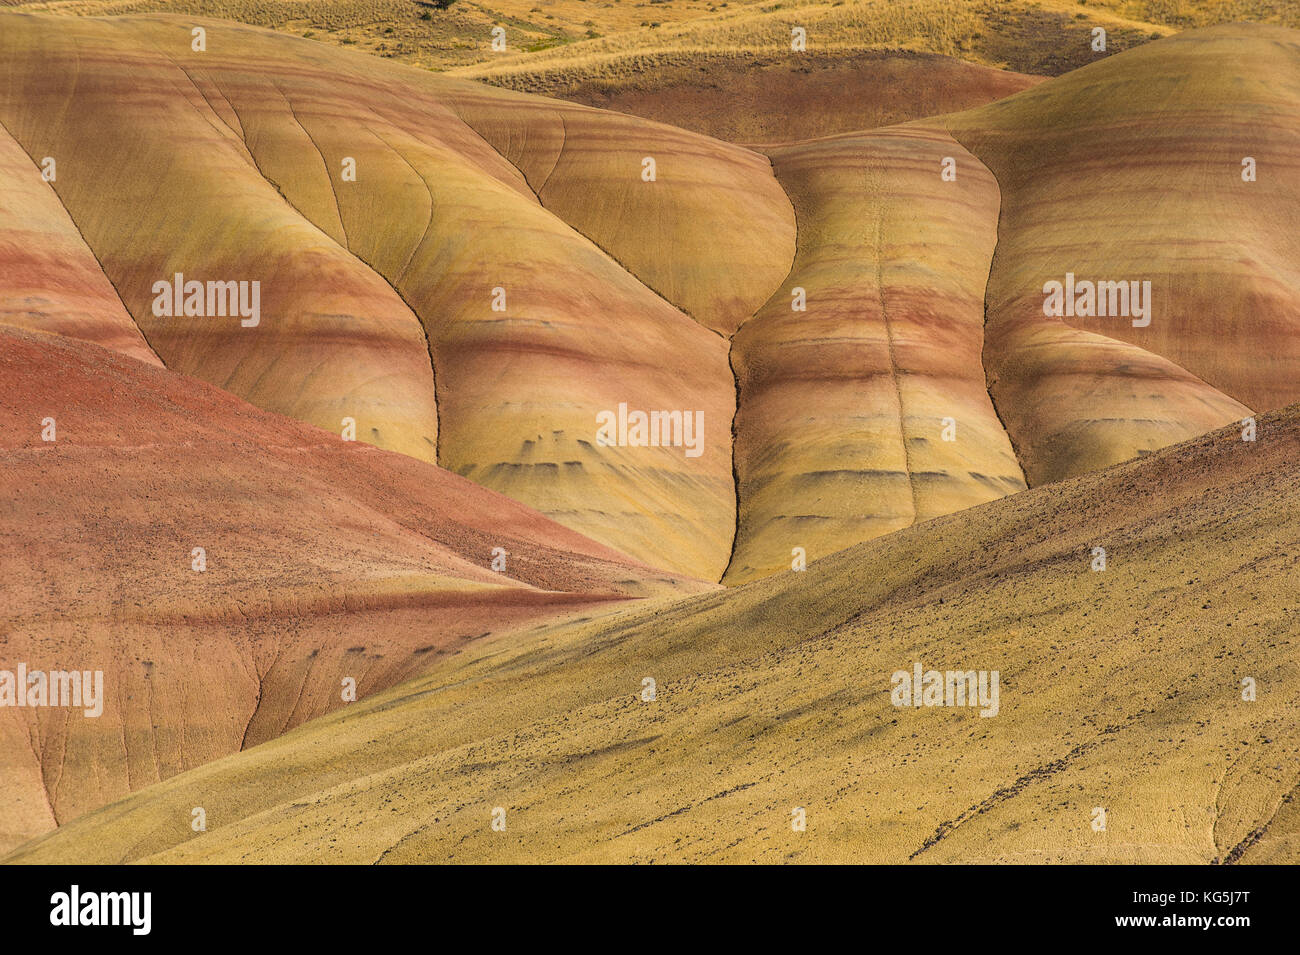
top-left (4, 0), bottom-right (1297, 86)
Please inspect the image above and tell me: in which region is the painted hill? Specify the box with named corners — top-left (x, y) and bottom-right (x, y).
top-left (0, 324), bottom-right (703, 853)
top-left (10, 400), bottom-right (1296, 864)
top-left (0, 12), bottom-right (801, 581)
top-left (2, 14), bottom-right (1298, 589)
top-left (726, 122), bottom-right (1025, 583)
top-left (724, 23), bottom-right (1300, 578)
top-left (944, 22), bottom-right (1300, 485)
top-left (3, 10), bottom-right (1300, 866)
top-left (0, 11), bottom-right (797, 582)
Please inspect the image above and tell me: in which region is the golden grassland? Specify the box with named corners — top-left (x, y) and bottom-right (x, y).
top-left (7, 0), bottom-right (1299, 93)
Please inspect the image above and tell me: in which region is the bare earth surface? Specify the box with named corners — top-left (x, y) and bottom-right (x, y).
top-left (2, 12), bottom-right (1299, 863)
top-left (0, 324), bottom-right (705, 852)
top-left (9, 403), bottom-right (1297, 864)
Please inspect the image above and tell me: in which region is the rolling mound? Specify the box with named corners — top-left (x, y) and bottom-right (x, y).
top-left (0, 12), bottom-right (798, 580)
top-left (2, 15), bottom-right (1298, 595)
top-left (2, 10), bottom-right (1300, 867)
top-left (725, 123), bottom-right (1025, 584)
top-left (944, 22), bottom-right (1300, 484)
top-left (0, 324), bottom-right (703, 853)
top-left (0, 16), bottom-right (1294, 589)
top-left (10, 400), bottom-right (1296, 864)
top-left (435, 78), bottom-right (794, 336)
top-left (0, 14), bottom-right (444, 465)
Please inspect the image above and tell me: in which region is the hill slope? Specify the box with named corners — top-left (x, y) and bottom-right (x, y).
top-left (0, 0), bottom-right (1191, 77)
top-left (9, 400), bottom-right (1297, 864)
top-left (0, 12), bottom-right (797, 580)
top-left (726, 123), bottom-right (1025, 583)
top-left (944, 22), bottom-right (1300, 484)
top-left (0, 324), bottom-right (701, 853)
top-left (3, 16), bottom-right (1298, 590)
top-left (472, 51), bottom-right (1044, 144)
top-left (0, 126), bottom-right (159, 366)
